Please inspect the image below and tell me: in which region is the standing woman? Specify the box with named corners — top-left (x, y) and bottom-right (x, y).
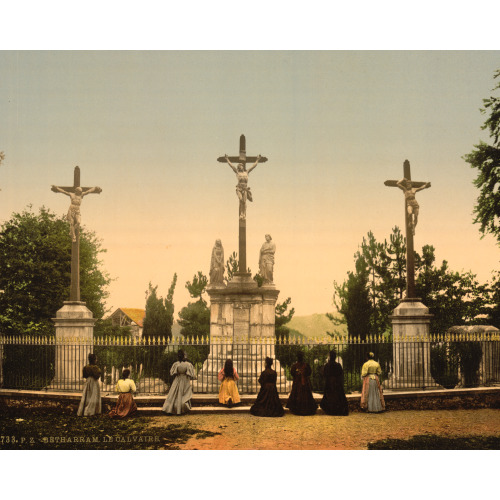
top-left (360, 352), bottom-right (385, 413)
top-left (218, 359), bottom-right (240, 407)
top-left (250, 357), bottom-right (284, 417)
top-left (109, 368), bottom-right (137, 418)
top-left (162, 350), bottom-right (195, 415)
top-left (320, 349), bottom-right (349, 416)
top-left (77, 353), bottom-right (101, 416)
top-left (286, 351), bottom-right (317, 415)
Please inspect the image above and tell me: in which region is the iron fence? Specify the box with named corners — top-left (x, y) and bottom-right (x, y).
top-left (0, 333), bottom-right (499, 394)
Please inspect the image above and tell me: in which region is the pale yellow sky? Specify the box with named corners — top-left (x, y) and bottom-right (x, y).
top-left (1, 51), bottom-right (499, 316)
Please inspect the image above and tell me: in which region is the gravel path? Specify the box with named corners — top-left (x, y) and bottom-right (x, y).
top-left (147, 409), bottom-right (500, 450)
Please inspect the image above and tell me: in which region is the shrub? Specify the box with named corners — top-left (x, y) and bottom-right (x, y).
top-left (2, 345), bottom-right (55, 390)
top-left (455, 341), bottom-right (482, 388)
top-left (430, 342), bottom-right (459, 389)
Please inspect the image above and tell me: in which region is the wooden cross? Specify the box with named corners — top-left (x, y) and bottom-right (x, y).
top-left (51, 166), bottom-right (102, 302)
top-left (217, 134), bottom-right (268, 167)
top-left (385, 160), bottom-right (431, 300)
top-left (217, 135), bottom-right (268, 274)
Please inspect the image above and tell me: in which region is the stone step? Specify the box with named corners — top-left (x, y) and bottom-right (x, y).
top-left (129, 393), bottom-right (320, 406)
top-left (137, 406), bottom-right (328, 415)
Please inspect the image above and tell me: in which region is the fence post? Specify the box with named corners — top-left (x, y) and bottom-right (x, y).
top-left (390, 299), bottom-right (434, 389)
top-left (0, 336), bottom-right (3, 387)
top-left (50, 301), bottom-right (95, 390)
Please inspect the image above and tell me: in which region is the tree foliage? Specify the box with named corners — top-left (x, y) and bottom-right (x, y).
top-left (332, 228), bottom-right (495, 336)
top-left (142, 274), bottom-right (177, 339)
top-left (178, 271), bottom-right (210, 338)
top-left (275, 297), bottom-right (295, 338)
top-left (0, 206), bottom-right (110, 336)
top-left (463, 69), bottom-right (500, 244)
top-left (185, 271), bottom-right (208, 299)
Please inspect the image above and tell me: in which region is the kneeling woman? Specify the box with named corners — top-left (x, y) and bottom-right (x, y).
top-left (250, 357), bottom-right (284, 417)
top-left (109, 369), bottom-right (138, 419)
top-left (77, 353), bottom-right (101, 417)
top-left (218, 359), bottom-right (240, 407)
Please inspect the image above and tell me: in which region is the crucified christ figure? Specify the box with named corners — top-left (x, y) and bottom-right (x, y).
top-left (396, 178), bottom-right (431, 235)
top-left (51, 185), bottom-right (102, 242)
top-left (224, 154), bottom-right (262, 220)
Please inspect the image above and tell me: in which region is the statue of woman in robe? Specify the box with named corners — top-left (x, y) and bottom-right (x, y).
top-left (209, 239), bottom-right (224, 285)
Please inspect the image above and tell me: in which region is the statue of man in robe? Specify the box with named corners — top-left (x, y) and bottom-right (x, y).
top-left (259, 234), bottom-right (276, 284)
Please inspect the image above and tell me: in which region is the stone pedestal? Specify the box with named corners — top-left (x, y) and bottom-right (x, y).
top-left (194, 273), bottom-right (290, 393)
top-left (51, 301), bottom-right (95, 390)
top-left (388, 298), bottom-right (435, 389)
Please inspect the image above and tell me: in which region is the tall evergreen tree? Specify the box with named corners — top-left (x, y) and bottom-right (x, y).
top-left (332, 255), bottom-right (372, 340)
top-left (332, 228), bottom-right (493, 337)
top-left (275, 297), bottom-right (295, 339)
top-left (143, 274), bottom-right (177, 339)
top-left (178, 271), bottom-right (210, 339)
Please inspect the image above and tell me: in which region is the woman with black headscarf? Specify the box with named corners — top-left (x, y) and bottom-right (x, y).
top-left (250, 357), bottom-right (284, 417)
top-left (320, 349), bottom-right (349, 416)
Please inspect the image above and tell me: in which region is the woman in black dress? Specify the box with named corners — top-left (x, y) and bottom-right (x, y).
top-left (250, 357), bottom-right (284, 417)
top-left (286, 351), bottom-right (317, 415)
top-left (320, 349), bottom-right (349, 416)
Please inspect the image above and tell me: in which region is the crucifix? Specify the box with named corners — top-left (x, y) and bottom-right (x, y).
top-left (217, 135), bottom-right (268, 273)
top-left (51, 166), bottom-right (102, 302)
top-left (385, 160), bottom-right (431, 299)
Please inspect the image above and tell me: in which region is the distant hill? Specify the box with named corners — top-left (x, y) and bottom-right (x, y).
top-left (287, 313), bottom-right (347, 339)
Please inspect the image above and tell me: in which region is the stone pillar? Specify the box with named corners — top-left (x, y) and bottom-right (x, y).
top-left (389, 299), bottom-right (435, 389)
top-left (0, 340), bottom-right (3, 387)
top-left (51, 301), bottom-right (95, 390)
top-left (194, 273), bottom-right (289, 393)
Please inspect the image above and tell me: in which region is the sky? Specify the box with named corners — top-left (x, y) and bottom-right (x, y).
top-left (1, 51), bottom-right (499, 317)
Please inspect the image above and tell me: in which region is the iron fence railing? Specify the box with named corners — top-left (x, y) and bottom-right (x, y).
top-left (0, 333), bottom-right (499, 394)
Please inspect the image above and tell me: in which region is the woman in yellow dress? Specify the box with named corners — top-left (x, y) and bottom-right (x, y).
top-left (109, 368), bottom-right (137, 419)
top-left (360, 352), bottom-right (385, 413)
top-left (218, 359), bottom-right (240, 407)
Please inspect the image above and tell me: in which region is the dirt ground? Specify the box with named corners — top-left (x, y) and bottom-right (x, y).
top-left (147, 409), bottom-right (500, 450)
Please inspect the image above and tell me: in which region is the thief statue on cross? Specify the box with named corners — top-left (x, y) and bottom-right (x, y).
top-left (396, 177), bottom-right (431, 235)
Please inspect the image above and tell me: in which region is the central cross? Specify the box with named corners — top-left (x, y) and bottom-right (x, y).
top-left (51, 166), bottom-right (102, 302)
top-left (385, 160), bottom-right (431, 299)
top-left (217, 135), bottom-right (268, 273)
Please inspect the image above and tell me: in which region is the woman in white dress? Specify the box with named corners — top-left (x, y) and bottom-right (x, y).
top-left (77, 353), bottom-right (101, 416)
top-left (162, 350), bottom-right (195, 415)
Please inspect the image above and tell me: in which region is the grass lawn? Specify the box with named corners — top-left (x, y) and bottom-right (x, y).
top-left (369, 434), bottom-right (500, 450)
top-left (0, 406), bottom-right (219, 450)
